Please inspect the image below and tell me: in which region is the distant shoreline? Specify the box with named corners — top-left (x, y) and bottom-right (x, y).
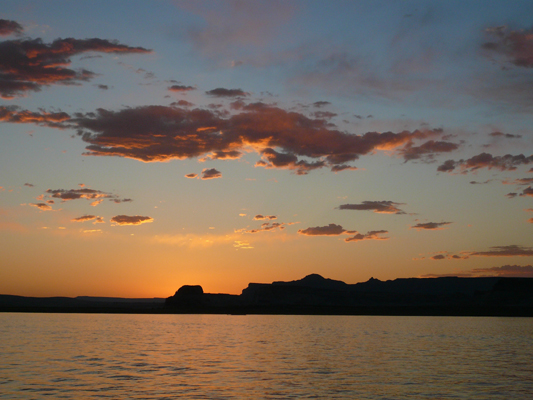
top-left (1, 305), bottom-right (533, 317)
top-left (3, 275), bottom-right (533, 317)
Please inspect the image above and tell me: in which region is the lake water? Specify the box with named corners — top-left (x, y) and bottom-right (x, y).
top-left (0, 313), bottom-right (531, 399)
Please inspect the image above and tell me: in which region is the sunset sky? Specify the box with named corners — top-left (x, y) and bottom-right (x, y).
top-left (2, 0), bottom-right (533, 298)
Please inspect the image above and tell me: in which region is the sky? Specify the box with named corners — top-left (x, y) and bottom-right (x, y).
top-left (1, 0), bottom-right (533, 298)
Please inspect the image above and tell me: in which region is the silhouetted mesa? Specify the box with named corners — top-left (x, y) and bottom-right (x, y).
top-left (2, 274), bottom-right (532, 315)
top-left (164, 274), bottom-right (533, 316)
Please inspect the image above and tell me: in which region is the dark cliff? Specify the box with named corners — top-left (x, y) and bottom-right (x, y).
top-left (164, 274), bottom-right (533, 316)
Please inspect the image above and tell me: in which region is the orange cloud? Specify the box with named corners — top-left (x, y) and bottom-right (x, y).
top-left (0, 106), bottom-right (70, 128)
top-left (519, 187), bottom-right (533, 197)
top-left (110, 215), bottom-right (153, 226)
top-left (74, 103), bottom-right (442, 174)
top-left (71, 215), bottom-right (104, 224)
top-left (168, 85), bottom-right (195, 93)
top-left (502, 178), bottom-right (533, 185)
top-left (29, 203), bottom-right (52, 211)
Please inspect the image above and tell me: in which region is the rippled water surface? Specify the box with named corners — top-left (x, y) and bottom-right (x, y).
top-left (0, 313), bottom-right (532, 399)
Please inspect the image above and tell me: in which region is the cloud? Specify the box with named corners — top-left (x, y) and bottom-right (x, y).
top-left (71, 215), bottom-right (104, 224)
top-left (46, 188), bottom-right (115, 202)
top-left (411, 221), bottom-right (452, 230)
top-left (110, 198), bottom-right (132, 203)
top-left (72, 215), bottom-right (97, 222)
top-left (256, 148), bottom-right (326, 175)
top-left (344, 230), bottom-right (388, 242)
top-left (29, 202), bottom-right (52, 211)
top-left (471, 245), bottom-right (533, 257)
top-left (241, 221), bottom-right (286, 234)
top-left (502, 178), bottom-right (533, 186)
top-left (185, 173), bottom-right (198, 178)
top-left (168, 85), bottom-right (196, 93)
top-left (483, 26), bottom-right (533, 68)
top-left (234, 240), bottom-right (253, 249)
top-left (110, 215), bottom-right (153, 226)
top-left (426, 252), bottom-right (470, 261)
top-left (312, 101), bottom-right (331, 108)
top-left (96, 84), bottom-right (109, 90)
top-left (253, 214), bottom-right (277, 220)
top-left (330, 164), bottom-right (359, 172)
top-left (298, 223), bottom-right (346, 236)
top-left (171, 100), bottom-right (194, 108)
top-left (338, 200), bottom-right (406, 214)
top-left (399, 140), bottom-right (459, 162)
top-left (0, 19), bottom-right (23, 36)
top-left (429, 245), bottom-right (533, 260)
top-left (297, 223), bottom-right (388, 242)
top-left (0, 33), bottom-right (151, 98)
top-left (438, 153), bottom-right (533, 173)
top-left (0, 106), bottom-right (70, 128)
top-left (519, 186), bottom-right (533, 197)
top-left (489, 131), bottom-right (522, 139)
top-left (205, 88), bottom-right (249, 97)
top-left (422, 265), bottom-right (533, 278)
top-left (200, 168), bottom-right (221, 180)
top-left (72, 103), bottom-right (443, 174)
top-left (312, 111), bottom-right (337, 120)
top-left (24, 183), bottom-right (34, 187)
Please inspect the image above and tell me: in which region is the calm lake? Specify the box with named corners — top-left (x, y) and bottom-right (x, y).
top-left (0, 313), bottom-right (531, 399)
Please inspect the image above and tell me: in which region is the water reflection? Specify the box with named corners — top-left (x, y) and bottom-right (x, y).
top-left (0, 314), bottom-right (532, 398)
